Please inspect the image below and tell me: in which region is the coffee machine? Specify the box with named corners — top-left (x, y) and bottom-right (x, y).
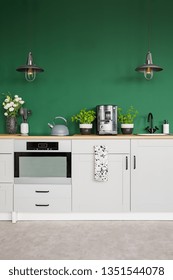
top-left (96, 105), bottom-right (118, 135)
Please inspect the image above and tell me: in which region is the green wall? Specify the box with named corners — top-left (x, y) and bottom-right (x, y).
top-left (0, 0), bottom-right (172, 135)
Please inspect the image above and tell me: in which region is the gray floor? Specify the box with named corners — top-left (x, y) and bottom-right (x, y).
top-left (0, 220), bottom-right (173, 260)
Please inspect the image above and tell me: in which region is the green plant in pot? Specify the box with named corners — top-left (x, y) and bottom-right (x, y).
top-left (118, 106), bottom-right (138, 134)
top-left (71, 108), bottom-right (96, 135)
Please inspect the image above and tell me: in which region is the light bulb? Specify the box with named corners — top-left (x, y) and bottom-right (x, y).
top-left (144, 67), bottom-right (153, 80)
top-left (25, 68), bottom-right (36, 82)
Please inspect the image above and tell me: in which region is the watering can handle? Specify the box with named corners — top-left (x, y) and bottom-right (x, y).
top-left (54, 116), bottom-right (67, 123)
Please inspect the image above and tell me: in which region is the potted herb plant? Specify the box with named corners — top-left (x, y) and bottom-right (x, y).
top-left (118, 106), bottom-right (138, 134)
top-left (71, 108), bottom-right (96, 135)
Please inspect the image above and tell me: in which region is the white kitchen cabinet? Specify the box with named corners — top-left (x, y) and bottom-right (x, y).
top-left (0, 140), bottom-right (13, 213)
top-left (0, 184), bottom-right (13, 212)
top-left (131, 139), bottom-right (173, 212)
top-left (72, 140), bottom-right (130, 212)
top-left (0, 154), bottom-right (13, 182)
top-left (0, 140), bottom-right (13, 182)
top-left (14, 184), bottom-right (71, 212)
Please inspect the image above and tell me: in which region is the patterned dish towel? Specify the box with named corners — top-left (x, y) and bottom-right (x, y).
top-left (94, 145), bottom-right (108, 182)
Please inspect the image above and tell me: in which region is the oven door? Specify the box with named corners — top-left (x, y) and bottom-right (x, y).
top-left (14, 152), bottom-right (71, 184)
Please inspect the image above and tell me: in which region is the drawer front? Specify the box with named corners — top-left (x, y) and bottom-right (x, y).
top-left (0, 140), bottom-right (14, 153)
top-left (14, 184), bottom-right (71, 198)
top-left (72, 140), bottom-right (130, 154)
top-left (14, 184), bottom-right (71, 212)
top-left (14, 197), bottom-right (71, 212)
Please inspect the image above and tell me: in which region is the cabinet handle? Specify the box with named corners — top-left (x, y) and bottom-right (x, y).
top-left (134, 156), bottom-right (136, 169)
top-left (126, 156), bottom-right (128, 170)
top-left (35, 204), bottom-right (49, 207)
top-left (35, 190), bottom-right (49, 193)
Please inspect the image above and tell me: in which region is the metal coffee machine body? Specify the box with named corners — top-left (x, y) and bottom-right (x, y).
top-left (97, 105), bottom-right (118, 135)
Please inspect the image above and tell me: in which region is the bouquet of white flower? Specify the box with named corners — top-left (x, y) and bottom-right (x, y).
top-left (2, 94), bottom-right (25, 117)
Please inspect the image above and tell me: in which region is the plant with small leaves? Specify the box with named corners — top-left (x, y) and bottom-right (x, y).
top-left (71, 108), bottom-right (96, 124)
top-left (118, 106), bottom-right (138, 124)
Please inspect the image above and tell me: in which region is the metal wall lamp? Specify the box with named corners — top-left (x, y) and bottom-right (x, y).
top-left (16, 52), bottom-right (44, 82)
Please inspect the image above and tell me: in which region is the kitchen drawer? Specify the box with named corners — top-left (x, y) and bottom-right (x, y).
top-left (14, 184), bottom-right (71, 198)
top-left (0, 140), bottom-right (13, 153)
top-left (14, 197), bottom-right (71, 212)
top-left (14, 184), bottom-right (71, 212)
top-left (72, 140), bottom-right (130, 154)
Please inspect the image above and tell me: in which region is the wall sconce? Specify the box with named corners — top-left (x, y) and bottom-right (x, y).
top-left (16, 52), bottom-right (44, 82)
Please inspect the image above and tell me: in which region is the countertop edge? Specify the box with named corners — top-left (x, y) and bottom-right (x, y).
top-left (0, 134), bottom-right (173, 139)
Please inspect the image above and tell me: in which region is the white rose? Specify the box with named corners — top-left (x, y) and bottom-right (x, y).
top-left (14, 97), bottom-right (19, 102)
top-left (5, 98), bottom-right (9, 102)
top-left (10, 102), bottom-right (14, 106)
top-left (19, 100), bottom-right (24, 104)
top-left (4, 112), bottom-right (8, 116)
top-left (4, 105), bottom-right (8, 109)
top-left (14, 95), bottom-right (18, 98)
top-left (13, 104), bottom-right (17, 107)
top-left (9, 107), bottom-right (14, 112)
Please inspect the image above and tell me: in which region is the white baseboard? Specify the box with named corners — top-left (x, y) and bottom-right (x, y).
top-left (11, 212), bottom-right (173, 223)
top-left (0, 213), bottom-right (12, 220)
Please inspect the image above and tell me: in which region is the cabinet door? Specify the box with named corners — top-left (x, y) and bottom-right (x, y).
top-left (131, 140), bottom-right (173, 212)
top-left (0, 183), bottom-right (13, 212)
top-left (0, 154), bottom-right (13, 182)
top-left (72, 154), bottom-right (130, 212)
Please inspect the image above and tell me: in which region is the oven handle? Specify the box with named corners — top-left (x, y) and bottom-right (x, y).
top-left (35, 204), bottom-right (49, 207)
top-left (35, 190), bottom-right (49, 193)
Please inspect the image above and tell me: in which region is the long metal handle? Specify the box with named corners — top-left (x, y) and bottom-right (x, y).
top-left (126, 156), bottom-right (128, 170)
top-left (55, 116), bottom-right (67, 123)
top-left (134, 156), bottom-right (136, 169)
top-left (35, 204), bottom-right (49, 207)
top-left (35, 190), bottom-right (49, 193)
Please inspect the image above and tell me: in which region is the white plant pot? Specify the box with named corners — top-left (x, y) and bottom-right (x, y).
top-left (121, 123), bottom-right (134, 134)
top-left (79, 124), bottom-right (93, 135)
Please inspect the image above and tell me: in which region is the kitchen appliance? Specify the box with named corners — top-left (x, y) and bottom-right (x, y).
top-left (96, 105), bottom-right (118, 135)
top-left (48, 116), bottom-right (69, 136)
top-left (14, 140), bottom-right (71, 184)
top-left (20, 108), bottom-right (32, 136)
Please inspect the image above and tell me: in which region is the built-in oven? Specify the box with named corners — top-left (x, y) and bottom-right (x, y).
top-left (14, 140), bottom-right (71, 184)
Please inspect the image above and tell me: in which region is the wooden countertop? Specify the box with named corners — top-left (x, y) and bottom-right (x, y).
top-left (1, 134), bottom-right (173, 139)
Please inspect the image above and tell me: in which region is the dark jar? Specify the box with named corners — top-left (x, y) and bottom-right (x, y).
top-left (6, 116), bottom-right (17, 134)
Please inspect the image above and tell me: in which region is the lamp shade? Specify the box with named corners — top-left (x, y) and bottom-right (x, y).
top-left (135, 51), bottom-right (163, 80)
top-left (16, 52), bottom-right (44, 82)
top-left (135, 51), bottom-right (163, 72)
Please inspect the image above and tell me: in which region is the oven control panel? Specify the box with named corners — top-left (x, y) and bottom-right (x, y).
top-left (27, 142), bottom-right (59, 150)
top-left (14, 140), bottom-right (71, 152)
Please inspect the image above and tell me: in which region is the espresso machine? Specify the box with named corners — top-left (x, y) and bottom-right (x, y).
top-left (96, 105), bottom-right (118, 135)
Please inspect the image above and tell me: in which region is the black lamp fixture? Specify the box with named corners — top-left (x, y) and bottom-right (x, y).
top-left (16, 52), bottom-right (44, 82)
top-left (135, 1), bottom-right (163, 80)
top-left (135, 51), bottom-right (163, 80)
